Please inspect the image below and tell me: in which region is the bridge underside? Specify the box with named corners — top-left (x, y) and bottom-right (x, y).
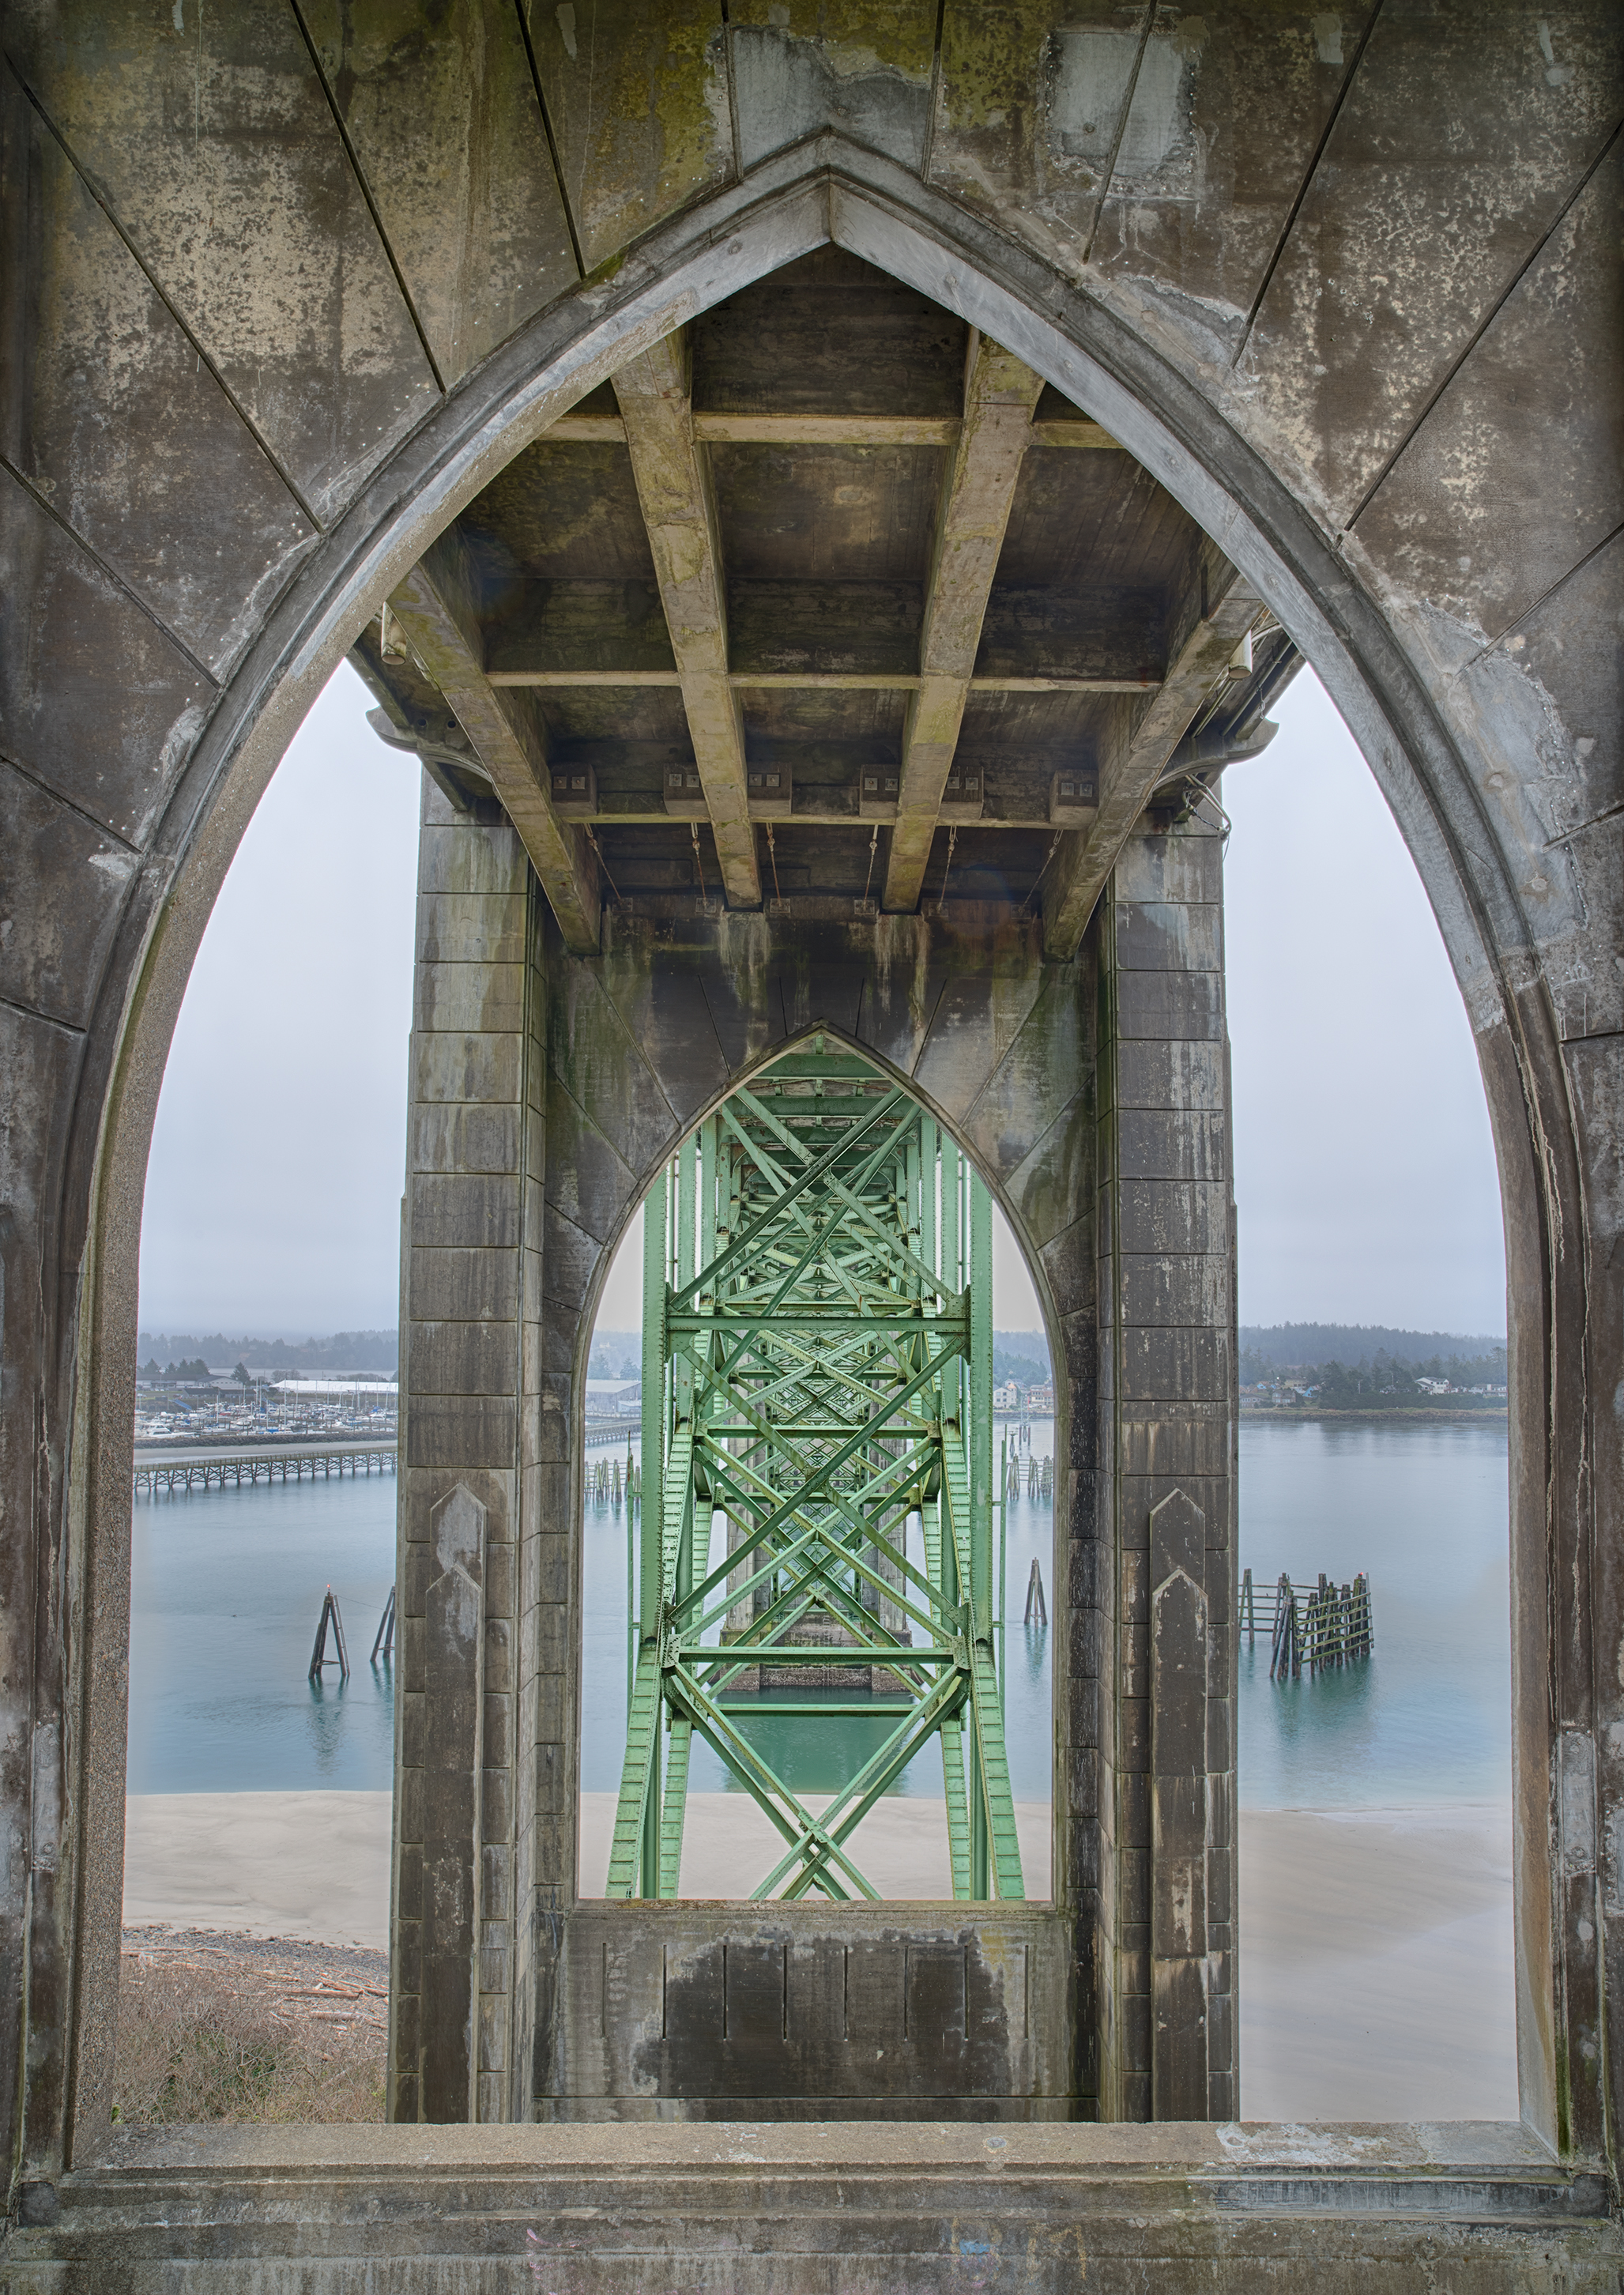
top-left (362, 242), bottom-right (1270, 2129)
top-left (357, 248), bottom-right (1292, 960)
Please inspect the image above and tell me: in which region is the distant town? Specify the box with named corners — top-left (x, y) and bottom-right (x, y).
top-left (132, 1319), bottom-right (1509, 1446)
top-left (1238, 1326), bottom-right (1507, 1415)
top-left (135, 1330), bottom-right (397, 1446)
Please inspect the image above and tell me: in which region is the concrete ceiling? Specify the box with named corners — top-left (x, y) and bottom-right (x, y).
top-left (356, 251), bottom-right (1295, 952)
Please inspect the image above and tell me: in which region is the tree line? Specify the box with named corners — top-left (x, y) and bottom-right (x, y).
top-left (1242, 1346), bottom-right (1508, 1407)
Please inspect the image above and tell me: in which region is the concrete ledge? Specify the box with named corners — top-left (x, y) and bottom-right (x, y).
top-left (8, 2123), bottom-right (1615, 2289)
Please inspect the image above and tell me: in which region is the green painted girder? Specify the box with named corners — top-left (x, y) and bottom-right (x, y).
top-left (607, 1036), bottom-right (1025, 1905)
top-left (668, 1314), bottom-right (967, 1333)
top-left (658, 1717), bottom-right (692, 1896)
top-left (714, 1698), bottom-right (918, 1713)
top-left (942, 1426), bottom-right (1025, 1900)
top-left (689, 1434), bottom-right (948, 1611)
top-left (669, 1090), bottom-right (910, 1313)
top-left (605, 1641), bottom-right (663, 1897)
top-left (688, 1437), bottom-right (948, 1637)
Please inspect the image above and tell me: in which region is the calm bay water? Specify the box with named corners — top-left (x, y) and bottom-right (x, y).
top-left (1236, 1416), bottom-right (1510, 1807)
top-left (128, 1418), bottom-right (1509, 1812)
top-left (126, 1471), bottom-right (397, 1793)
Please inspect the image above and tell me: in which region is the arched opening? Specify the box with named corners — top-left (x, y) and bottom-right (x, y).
top-left (1223, 668), bottom-right (1517, 2121)
top-left (115, 665), bottom-right (416, 2124)
top-left (63, 143), bottom-right (1572, 2150)
top-left (572, 1034), bottom-right (1059, 1906)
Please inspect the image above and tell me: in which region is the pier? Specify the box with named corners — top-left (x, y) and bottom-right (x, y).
top-left (134, 1442), bottom-right (396, 1496)
top-left (583, 1415), bottom-right (639, 1452)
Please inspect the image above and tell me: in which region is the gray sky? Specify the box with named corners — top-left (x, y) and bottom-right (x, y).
top-left (138, 665), bottom-right (420, 1336)
top-left (138, 661), bottom-right (1505, 1341)
top-left (1223, 671), bottom-right (1504, 1335)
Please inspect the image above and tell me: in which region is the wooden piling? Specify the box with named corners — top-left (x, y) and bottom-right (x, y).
top-left (308, 1588), bottom-right (349, 1681)
top-left (370, 1585), bottom-right (396, 1664)
top-left (1267, 1569), bottom-right (1373, 1677)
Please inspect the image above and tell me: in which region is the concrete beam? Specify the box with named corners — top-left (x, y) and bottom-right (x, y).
top-left (388, 534), bottom-right (601, 955)
top-left (1030, 420), bottom-right (1125, 450)
top-left (883, 334), bottom-right (1044, 912)
top-left (486, 669), bottom-right (1155, 694)
top-left (1042, 574), bottom-right (1263, 961)
top-left (546, 411), bottom-right (1122, 450)
top-left (612, 334), bottom-right (762, 910)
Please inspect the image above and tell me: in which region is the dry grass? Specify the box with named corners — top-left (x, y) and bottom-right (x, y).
top-left (114, 1933), bottom-right (386, 2124)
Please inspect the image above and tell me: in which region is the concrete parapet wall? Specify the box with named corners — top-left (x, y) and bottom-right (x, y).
top-left (6, 2122), bottom-right (1617, 2289)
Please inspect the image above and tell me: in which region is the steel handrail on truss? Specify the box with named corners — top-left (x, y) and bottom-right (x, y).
top-left (605, 1037), bottom-right (1023, 1905)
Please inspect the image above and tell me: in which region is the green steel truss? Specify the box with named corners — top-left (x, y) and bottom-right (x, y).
top-left (606, 1040), bottom-right (1023, 1902)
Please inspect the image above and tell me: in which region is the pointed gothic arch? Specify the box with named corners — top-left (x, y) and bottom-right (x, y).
top-left (24, 134), bottom-right (1588, 2175)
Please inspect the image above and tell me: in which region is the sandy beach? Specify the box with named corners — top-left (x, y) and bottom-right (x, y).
top-left (126, 1792), bottom-right (392, 1950)
top-left (124, 1791), bottom-right (1516, 2120)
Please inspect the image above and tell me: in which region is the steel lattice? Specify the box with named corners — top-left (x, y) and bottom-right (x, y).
top-left (606, 1038), bottom-right (1023, 1902)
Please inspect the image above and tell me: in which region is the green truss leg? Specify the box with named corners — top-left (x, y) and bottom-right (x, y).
top-left (940, 1717), bottom-right (973, 1898)
top-left (659, 1717), bottom-right (692, 1896)
top-left (606, 1642), bottom-right (663, 1898)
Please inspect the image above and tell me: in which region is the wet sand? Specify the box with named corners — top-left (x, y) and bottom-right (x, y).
top-left (575, 1790), bottom-right (1053, 1901)
top-left (124, 1792), bottom-right (392, 1950)
top-left (1237, 1803), bottom-right (1517, 2120)
top-left (124, 1792), bottom-right (1517, 2120)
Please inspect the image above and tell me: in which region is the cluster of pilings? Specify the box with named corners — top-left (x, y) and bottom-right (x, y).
top-left (1251, 1569), bottom-right (1373, 1680)
top-left (589, 1452), bottom-right (640, 1511)
top-left (1004, 1452), bottom-right (1053, 1504)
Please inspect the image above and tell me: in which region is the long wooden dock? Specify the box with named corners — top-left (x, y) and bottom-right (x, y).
top-left (584, 1415), bottom-right (639, 1450)
top-left (135, 1418), bottom-right (634, 1494)
top-left (134, 1444), bottom-right (396, 1495)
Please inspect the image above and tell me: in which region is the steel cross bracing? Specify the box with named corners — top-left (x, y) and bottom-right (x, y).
top-left (605, 1041), bottom-right (1023, 1903)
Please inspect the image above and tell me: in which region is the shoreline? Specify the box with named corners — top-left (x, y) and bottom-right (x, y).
top-left (123, 1790), bottom-right (1515, 2120)
top-left (1247, 1395), bottom-right (1513, 1413)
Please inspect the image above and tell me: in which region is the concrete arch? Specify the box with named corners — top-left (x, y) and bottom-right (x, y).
top-left (569, 1012), bottom-right (1074, 1395)
top-left (38, 135), bottom-right (1593, 2170)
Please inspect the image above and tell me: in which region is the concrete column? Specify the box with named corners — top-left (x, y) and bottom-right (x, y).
top-left (1097, 817), bottom-right (1236, 2120)
top-left (418, 1483), bottom-right (486, 2120)
top-left (1149, 1487), bottom-right (1210, 2117)
top-left (514, 903), bottom-right (573, 2119)
top-left (390, 782), bottom-right (534, 2124)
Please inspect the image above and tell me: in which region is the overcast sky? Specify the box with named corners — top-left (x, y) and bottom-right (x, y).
top-left (137, 660), bottom-right (1505, 1343)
